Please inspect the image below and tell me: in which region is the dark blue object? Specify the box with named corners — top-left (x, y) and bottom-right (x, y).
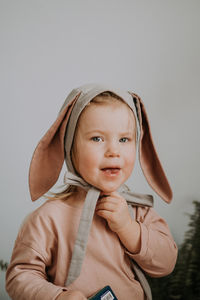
top-left (88, 285), bottom-right (118, 300)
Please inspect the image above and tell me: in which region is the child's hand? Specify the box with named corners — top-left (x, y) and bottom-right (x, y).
top-left (56, 290), bottom-right (87, 300)
top-left (96, 191), bottom-right (132, 233)
top-left (96, 191), bottom-right (141, 253)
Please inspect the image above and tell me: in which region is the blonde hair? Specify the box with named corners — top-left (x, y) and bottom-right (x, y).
top-left (89, 91), bottom-right (125, 105)
top-left (45, 91), bottom-right (133, 201)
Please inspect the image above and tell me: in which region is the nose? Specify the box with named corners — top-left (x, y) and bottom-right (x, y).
top-left (104, 141), bottom-right (120, 157)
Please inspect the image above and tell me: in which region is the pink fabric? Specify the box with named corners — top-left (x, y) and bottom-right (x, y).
top-left (6, 199), bottom-right (177, 300)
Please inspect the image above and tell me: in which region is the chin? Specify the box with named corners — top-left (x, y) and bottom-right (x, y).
top-left (98, 184), bottom-right (121, 194)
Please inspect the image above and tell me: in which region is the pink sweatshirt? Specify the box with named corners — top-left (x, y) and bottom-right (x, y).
top-left (6, 198), bottom-right (177, 300)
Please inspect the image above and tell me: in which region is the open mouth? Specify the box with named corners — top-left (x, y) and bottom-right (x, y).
top-left (101, 167), bottom-right (121, 175)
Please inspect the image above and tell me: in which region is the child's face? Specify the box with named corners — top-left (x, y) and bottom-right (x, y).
top-left (72, 100), bottom-right (136, 193)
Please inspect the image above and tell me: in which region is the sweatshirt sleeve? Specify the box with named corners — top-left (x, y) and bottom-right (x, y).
top-left (6, 210), bottom-right (67, 300)
top-left (125, 207), bottom-right (178, 277)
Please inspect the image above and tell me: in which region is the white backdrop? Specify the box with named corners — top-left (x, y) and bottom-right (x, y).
top-left (0, 1), bottom-right (200, 299)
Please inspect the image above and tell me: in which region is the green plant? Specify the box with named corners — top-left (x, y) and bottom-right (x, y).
top-left (148, 201), bottom-right (200, 300)
top-left (0, 260), bottom-right (8, 271)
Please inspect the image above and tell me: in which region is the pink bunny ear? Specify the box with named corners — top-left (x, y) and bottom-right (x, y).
top-left (28, 94), bottom-right (79, 201)
top-left (130, 92), bottom-right (173, 203)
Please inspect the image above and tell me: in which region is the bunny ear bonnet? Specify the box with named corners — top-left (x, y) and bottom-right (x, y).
top-left (29, 83), bottom-right (172, 203)
top-left (28, 83), bottom-right (173, 291)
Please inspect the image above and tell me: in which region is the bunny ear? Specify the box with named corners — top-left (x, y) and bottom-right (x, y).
top-left (130, 93), bottom-right (173, 203)
top-left (29, 94), bottom-right (79, 201)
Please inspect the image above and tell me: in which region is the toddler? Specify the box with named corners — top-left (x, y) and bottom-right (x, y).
top-left (6, 84), bottom-right (177, 300)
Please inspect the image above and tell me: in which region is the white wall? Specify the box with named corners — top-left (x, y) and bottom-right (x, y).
top-left (1, 1), bottom-right (200, 298)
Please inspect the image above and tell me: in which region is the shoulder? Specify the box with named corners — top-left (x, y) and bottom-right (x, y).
top-left (21, 199), bottom-right (66, 225)
top-left (13, 198), bottom-right (80, 256)
top-left (26, 198), bottom-right (79, 222)
top-left (18, 198), bottom-right (79, 240)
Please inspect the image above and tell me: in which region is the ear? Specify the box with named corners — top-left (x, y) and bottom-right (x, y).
top-left (130, 92), bottom-right (173, 203)
top-left (29, 94), bottom-right (80, 201)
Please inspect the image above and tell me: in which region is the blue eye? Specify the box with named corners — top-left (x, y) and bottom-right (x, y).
top-left (119, 137), bottom-right (129, 143)
top-left (92, 137), bottom-right (103, 142)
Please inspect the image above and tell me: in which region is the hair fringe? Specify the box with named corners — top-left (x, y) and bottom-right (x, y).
top-left (90, 91), bottom-right (124, 104)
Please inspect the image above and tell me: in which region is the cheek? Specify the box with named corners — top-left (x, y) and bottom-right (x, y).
top-left (75, 146), bottom-right (99, 175)
top-left (124, 147), bottom-right (136, 172)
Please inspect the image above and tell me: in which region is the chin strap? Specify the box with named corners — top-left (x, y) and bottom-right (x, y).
top-left (64, 172), bottom-right (100, 286)
top-left (64, 172), bottom-right (153, 300)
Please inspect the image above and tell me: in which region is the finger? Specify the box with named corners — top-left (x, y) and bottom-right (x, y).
top-left (96, 209), bottom-right (114, 220)
top-left (98, 195), bottom-right (126, 207)
top-left (98, 197), bottom-right (117, 205)
top-left (99, 193), bottom-right (122, 202)
top-left (96, 201), bottom-right (116, 212)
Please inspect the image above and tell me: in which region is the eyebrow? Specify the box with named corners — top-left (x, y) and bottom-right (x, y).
top-left (84, 130), bottom-right (135, 136)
